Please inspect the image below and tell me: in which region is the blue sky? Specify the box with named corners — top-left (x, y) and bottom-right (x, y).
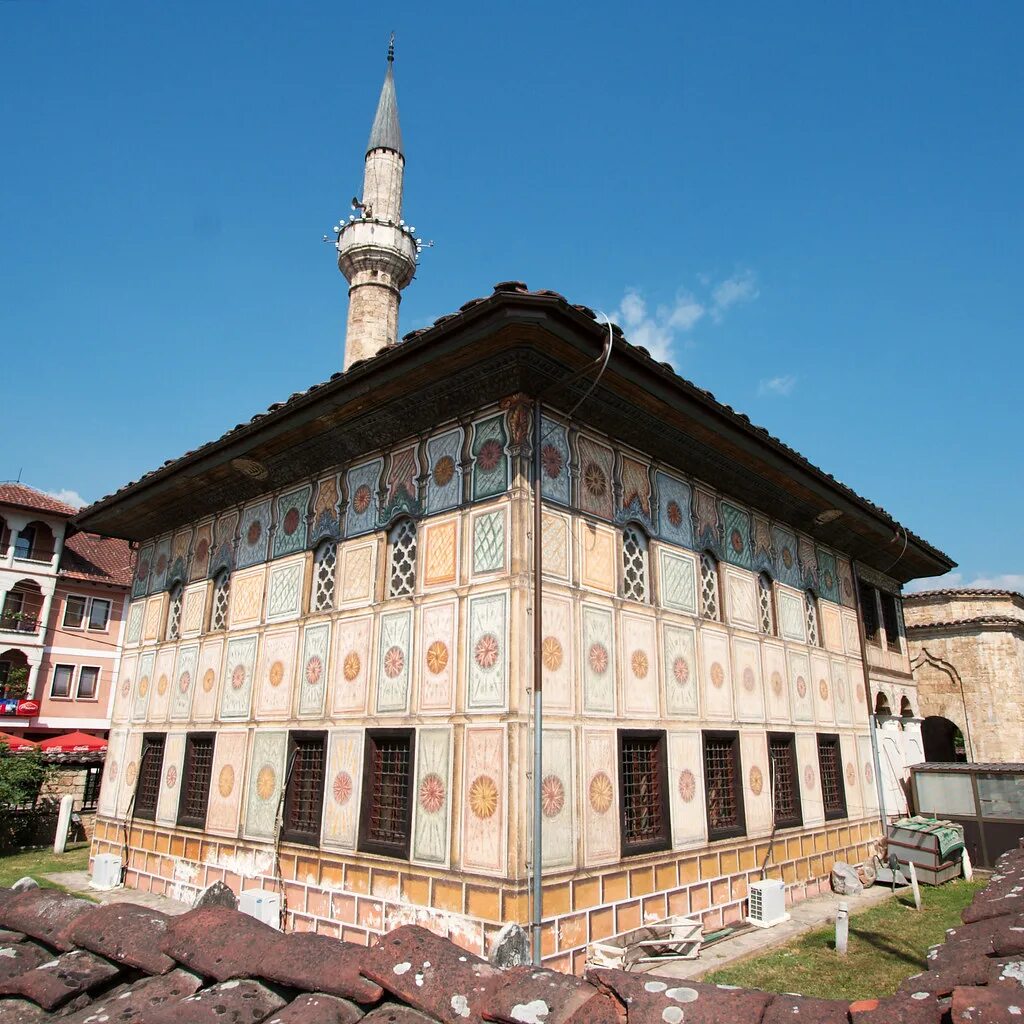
top-left (2, 1), bottom-right (1020, 590)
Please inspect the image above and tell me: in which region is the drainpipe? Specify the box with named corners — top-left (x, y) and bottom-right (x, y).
top-left (852, 565), bottom-right (887, 831)
top-left (531, 396), bottom-right (544, 966)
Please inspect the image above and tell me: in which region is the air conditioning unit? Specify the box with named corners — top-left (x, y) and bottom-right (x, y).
top-left (90, 853), bottom-right (122, 890)
top-left (747, 879), bottom-right (790, 929)
top-left (239, 889), bottom-right (281, 929)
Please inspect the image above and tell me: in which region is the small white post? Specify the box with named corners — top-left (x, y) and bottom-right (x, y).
top-left (908, 861), bottom-right (922, 911)
top-left (835, 901), bottom-right (849, 956)
top-left (53, 794), bottom-right (75, 855)
top-left (962, 848), bottom-right (974, 882)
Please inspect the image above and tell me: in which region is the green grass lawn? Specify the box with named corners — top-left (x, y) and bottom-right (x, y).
top-left (0, 843), bottom-right (91, 891)
top-left (705, 879), bottom-right (986, 1000)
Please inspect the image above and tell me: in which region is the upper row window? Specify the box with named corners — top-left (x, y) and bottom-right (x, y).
top-left (858, 580), bottom-right (902, 652)
top-left (63, 595), bottom-right (112, 632)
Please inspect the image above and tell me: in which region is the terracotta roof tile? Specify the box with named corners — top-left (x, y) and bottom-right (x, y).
top-left (59, 532), bottom-right (134, 588)
top-left (0, 484), bottom-right (78, 518)
top-left (906, 588), bottom-right (1024, 601)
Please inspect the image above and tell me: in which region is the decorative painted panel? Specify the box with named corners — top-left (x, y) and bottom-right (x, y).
top-left (155, 732), bottom-right (186, 827)
top-left (125, 601), bottom-right (144, 646)
top-left (732, 636), bottom-right (766, 723)
top-left (541, 511), bottom-right (570, 582)
top-left (540, 593), bottom-right (574, 714)
top-left (700, 628), bottom-right (733, 720)
top-left (840, 732), bottom-right (863, 818)
top-left (244, 730), bottom-right (287, 841)
top-left (821, 603), bottom-right (843, 654)
top-left (471, 507), bottom-right (506, 576)
top-left (798, 536), bottom-right (818, 590)
top-left (576, 435), bottom-right (614, 520)
top-left (425, 427), bottom-right (463, 515)
top-left (539, 416), bottom-right (571, 506)
top-left (580, 521), bottom-right (616, 594)
top-left (181, 584), bottom-right (205, 637)
top-left (832, 658), bottom-right (853, 726)
top-left (811, 652), bottom-right (835, 727)
top-left (740, 731), bottom-right (772, 834)
top-left (381, 444), bottom-right (421, 523)
top-left (411, 727), bottom-right (453, 868)
top-left (133, 544), bottom-right (153, 598)
top-left (693, 487), bottom-right (722, 556)
top-left (376, 610), bottom-right (413, 713)
top-left (466, 591), bottom-right (508, 710)
top-left (112, 653), bottom-right (136, 724)
top-left (656, 471), bottom-right (694, 549)
top-left (230, 568), bottom-right (265, 628)
top-left (98, 728), bottom-right (127, 817)
top-left (621, 612), bottom-right (659, 718)
top-left (170, 644), bottom-right (199, 722)
top-left (206, 729), bottom-right (248, 838)
top-left (618, 454), bottom-right (653, 529)
top-left (422, 517), bottom-right (458, 589)
top-left (345, 458), bottom-right (384, 538)
top-left (190, 521), bottom-right (214, 582)
top-left (657, 547), bottom-right (697, 615)
top-left (321, 728), bottom-right (363, 850)
top-left (816, 548), bottom-right (840, 605)
top-left (857, 734), bottom-right (879, 815)
top-left (787, 650), bottom-right (814, 723)
top-left (721, 502), bottom-right (754, 570)
top-left (461, 726), bottom-right (506, 875)
top-left (332, 615), bottom-right (371, 715)
top-left (836, 556), bottom-right (857, 609)
top-left (796, 731), bottom-right (825, 827)
top-left (150, 537), bottom-right (171, 592)
top-left (142, 595), bottom-right (163, 643)
top-left (151, 648), bottom-right (175, 722)
top-left (751, 515), bottom-right (774, 575)
top-left (581, 604), bottom-right (615, 715)
top-left (841, 610), bottom-right (861, 657)
top-left (310, 473), bottom-right (341, 545)
top-left (762, 643), bottom-right (790, 723)
top-left (169, 528), bottom-right (192, 586)
top-left (339, 541), bottom-right (375, 606)
top-left (209, 511), bottom-right (238, 577)
top-left (778, 587), bottom-right (806, 643)
top-left (582, 729), bottom-right (619, 866)
top-left (132, 651), bottom-right (156, 722)
top-left (724, 566), bottom-right (757, 630)
top-left (236, 499), bottom-right (272, 570)
top-left (418, 600), bottom-right (456, 714)
top-left (667, 730), bottom-right (706, 847)
top-left (771, 526), bottom-right (802, 589)
top-left (471, 413), bottom-right (509, 501)
top-left (255, 628), bottom-right (297, 719)
top-left (220, 635), bottom-right (258, 720)
top-left (266, 558), bottom-right (303, 623)
top-left (662, 622), bottom-right (698, 717)
top-left (540, 728), bottom-right (575, 870)
top-left (273, 485), bottom-right (311, 559)
top-left (298, 622), bottom-right (330, 717)
top-left (193, 638), bottom-right (224, 722)
top-left (116, 731), bottom-right (143, 818)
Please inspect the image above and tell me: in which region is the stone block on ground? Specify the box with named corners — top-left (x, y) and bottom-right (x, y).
top-left (144, 978), bottom-right (286, 1024)
top-left (270, 992), bottom-right (366, 1024)
top-left (60, 901), bottom-right (177, 974)
top-left (0, 940), bottom-right (52, 984)
top-left (0, 999), bottom-right (48, 1024)
top-left (161, 905), bottom-right (280, 981)
top-left (58, 967), bottom-right (204, 1023)
top-left (261, 931), bottom-right (383, 1004)
top-left (194, 880), bottom-right (239, 910)
top-left (763, 994), bottom-right (850, 1024)
top-left (0, 889), bottom-right (94, 951)
top-left (848, 992), bottom-right (942, 1024)
top-left (831, 861), bottom-right (864, 896)
top-left (481, 965), bottom-right (623, 1024)
top-left (0, 948), bottom-right (121, 1010)
top-left (951, 984), bottom-right (1024, 1023)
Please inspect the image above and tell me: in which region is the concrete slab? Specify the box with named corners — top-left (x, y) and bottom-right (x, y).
top-left (41, 871), bottom-right (190, 915)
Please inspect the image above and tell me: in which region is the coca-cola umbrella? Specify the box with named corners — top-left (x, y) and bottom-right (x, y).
top-left (0, 730), bottom-right (37, 753)
top-left (37, 731), bottom-right (107, 755)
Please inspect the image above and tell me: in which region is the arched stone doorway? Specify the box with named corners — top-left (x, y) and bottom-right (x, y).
top-left (922, 715), bottom-right (967, 763)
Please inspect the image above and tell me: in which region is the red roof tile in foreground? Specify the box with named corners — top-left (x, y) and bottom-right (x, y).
top-left (59, 531), bottom-right (134, 587)
top-left (0, 483), bottom-right (79, 518)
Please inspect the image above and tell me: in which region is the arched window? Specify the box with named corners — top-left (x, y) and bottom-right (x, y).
top-left (1, 579), bottom-right (43, 633)
top-left (621, 525), bottom-right (649, 603)
top-left (699, 551), bottom-right (721, 620)
top-left (758, 573), bottom-right (776, 635)
top-left (166, 583), bottom-right (183, 641)
top-left (388, 518), bottom-right (417, 598)
top-left (14, 521), bottom-right (54, 561)
top-left (805, 590), bottom-right (821, 647)
top-left (210, 570), bottom-right (230, 631)
top-left (874, 691), bottom-right (892, 716)
top-left (900, 696), bottom-right (914, 718)
top-left (312, 540), bottom-right (337, 612)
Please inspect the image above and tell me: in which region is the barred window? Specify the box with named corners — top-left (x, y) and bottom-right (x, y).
top-left (880, 592), bottom-right (902, 653)
top-left (312, 541), bottom-right (337, 612)
top-left (768, 733), bottom-right (802, 828)
top-left (359, 730), bottom-right (415, 859)
top-left (758, 573), bottom-right (776, 635)
top-left (618, 731), bottom-right (670, 856)
top-left (134, 734), bottom-right (166, 822)
top-left (621, 526), bottom-right (649, 603)
top-left (283, 732), bottom-right (327, 846)
top-left (703, 731), bottom-right (745, 839)
top-left (210, 570), bottom-right (230, 631)
top-left (859, 581), bottom-right (881, 645)
top-left (167, 584), bottom-right (183, 641)
top-left (817, 734), bottom-right (847, 820)
top-left (388, 519), bottom-right (417, 598)
top-left (177, 733), bottom-right (215, 828)
top-left (700, 551), bottom-right (721, 621)
top-left (805, 591), bottom-right (820, 647)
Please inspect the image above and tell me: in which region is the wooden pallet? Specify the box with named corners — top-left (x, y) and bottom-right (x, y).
top-left (587, 915), bottom-right (703, 969)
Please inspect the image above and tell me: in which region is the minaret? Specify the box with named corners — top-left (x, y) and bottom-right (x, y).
top-left (337, 37), bottom-right (418, 369)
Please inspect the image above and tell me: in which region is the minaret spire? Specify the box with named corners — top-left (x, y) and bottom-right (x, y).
top-left (337, 37), bottom-right (417, 370)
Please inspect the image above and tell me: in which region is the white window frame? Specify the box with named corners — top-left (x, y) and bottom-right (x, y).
top-left (76, 665), bottom-right (101, 701)
top-left (50, 663), bottom-right (75, 700)
top-left (62, 593), bottom-right (113, 633)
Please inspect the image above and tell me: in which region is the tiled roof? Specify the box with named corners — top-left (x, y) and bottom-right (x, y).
top-left (59, 532), bottom-right (134, 588)
top-left (2, 849), bottom-right (1024, 1021)
top-left (0, 483), bottom-right (78, 518)
top-left (906, 588), bottom-right (1024, 601)
top-left (905, 615), bottom-right (1024, 632)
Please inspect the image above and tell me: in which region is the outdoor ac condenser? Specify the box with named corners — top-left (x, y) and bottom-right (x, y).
top-left (746, 878), bottom-right (790, 928)
top-left (90, 853), bottom-right (122, 890)
top-left (239, 889), bottom-right (281, 929)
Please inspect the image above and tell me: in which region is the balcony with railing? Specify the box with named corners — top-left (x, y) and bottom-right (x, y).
top-left (0, 581), bottom-right (43, 636)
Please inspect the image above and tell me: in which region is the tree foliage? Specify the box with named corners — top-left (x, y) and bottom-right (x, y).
top-left (0, 743), bottom-right (49, 808)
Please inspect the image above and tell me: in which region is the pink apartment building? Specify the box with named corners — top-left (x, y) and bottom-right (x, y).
top-left (0, 484), bottom-right (133, 744)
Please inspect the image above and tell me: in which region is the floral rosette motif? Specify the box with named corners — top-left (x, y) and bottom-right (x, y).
top-left (418, 773), bottom-right (446, 814)
top-left (588, 772), bottom-right (613, 814)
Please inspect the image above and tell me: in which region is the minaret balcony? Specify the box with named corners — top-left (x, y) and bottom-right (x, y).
top-left (336, 220), bottom-right (417, 289)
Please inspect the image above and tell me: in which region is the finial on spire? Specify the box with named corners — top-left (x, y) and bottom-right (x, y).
top-left (387, 32), bottom-right (395, 63)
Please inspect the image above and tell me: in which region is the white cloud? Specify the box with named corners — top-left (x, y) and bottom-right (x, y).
top-left (757, 374), bottom-right (798, 397)
top-left (48, 488), bottom-right (88, 509)
top-left (904, 571), bottom-right (1024, 594)
top-left (711, 270), bottom-right (759, 322)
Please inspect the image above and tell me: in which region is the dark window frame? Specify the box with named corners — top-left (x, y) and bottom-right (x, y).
top-left (702, 730), bottom-right (747, 841)
top-left (133, 733), bottom-right (166, 822)
top-left (859, 580), bottom-right (881, 646)
top-left (879, 591), bottom-right (902, 652)
top-left (176, 732), bottom-right (216, 829)
top-left (281, 731), bottom-right (328, 847)
top-left (617, 729), bottom-right (671, 857)
top-left (767, 732), bottom-right (803, 828)
top-left (816, 733), bottom-right (848, 821)
top-left (358, 728), bottom-right (415, 860)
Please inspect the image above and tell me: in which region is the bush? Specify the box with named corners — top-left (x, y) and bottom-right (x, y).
top-left (0, 742), bottom-right (50, 808)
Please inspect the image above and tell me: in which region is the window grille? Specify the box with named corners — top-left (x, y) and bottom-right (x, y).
top-left (618, 732), bottom-right (669, 855)
top-left (768, 734), bottom-right (801, 827)
top-left (700, 551), bottom-right (720, 620)
top-left (283, 733), bottom-right (327, 845)
top-left (211, 571), bottom-right (230, 631)
top-left (621, 526), bottom-right (649, 603)
top-left (360, 730), bottom-right (414, 858)
top-left (704, 732), bottom-right (745, 839)
top-left (167, 585), bottom-right (183, 641)
top-left (134, 735), bottom-right (166, 821)
top-left (859, 581), bottom-right (881, 645)
top-left (312, 541), bottom-right (337, 612)
top-left (805, 591), bottom-right (820, 647)
top-left (758, 573), bottom-right (776, 635)
top-left (177, 734), bottom-right (215, 828)
top-left (388, 519), bottom-right (417, 598)
top-left (818, 735), bottom-right (846, 819)
top-left (880, 592), bottom-right (902, 652)
top-left (82, 766), bottom-right (102, 811)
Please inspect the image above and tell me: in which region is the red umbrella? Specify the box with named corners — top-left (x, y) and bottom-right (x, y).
top-left (0, 730), bottom-right (37, 753)
top-left (37, 731), bottom-right (107, 755)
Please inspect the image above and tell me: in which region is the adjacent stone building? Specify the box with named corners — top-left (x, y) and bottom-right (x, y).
top-left (905, 588), bottom-right (1024, 763)
top-left (76, 48), bottom-right (954, 970)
